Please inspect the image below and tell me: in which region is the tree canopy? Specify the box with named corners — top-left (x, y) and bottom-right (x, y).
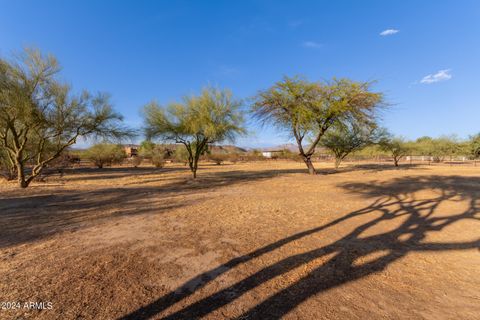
top-left (143, 87), bottom-right (245, 178)
top-left (320, 120), bottom-right (382, 168)
top-left (469, 133), bottom-right (480, 159)
top-left (0, 48), bottom-right (132, 187)
top-left (379, 134), bottom-right (411, 166)
top-left (252, 76), bottom-right (383, 174)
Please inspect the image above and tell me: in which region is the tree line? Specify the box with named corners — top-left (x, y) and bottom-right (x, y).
top-left (1, 49), bottom-right (478, 188)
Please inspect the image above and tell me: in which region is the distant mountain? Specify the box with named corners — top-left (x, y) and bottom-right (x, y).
top-left (261, 143), bottom-right (298, 152)
top-left (209, 145), bottom-right (248, 154)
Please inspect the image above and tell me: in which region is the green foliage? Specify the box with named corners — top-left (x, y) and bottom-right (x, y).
top-left (139, 140), bottom-right (156, 155)
top-left (0, 48), bottom-right (132, 187)
top-left (138, 140), bottom-right (168, 167)
top-left (84, 144), bottom-right (126, 168)
top-left (469, 133), bottom-right (480, 159)
top-left (143, 87), bottom-right (245, 178)
top-left (320, 121), bottom-right (381, 168)
top-left (0, 148), bottom-right (16, 180)
top-left (379, 134), bottom-right (411, 166)
top-left (252, 76), bottom-right (383, 174)
top-left (432, 136), bottom-right (463, 161)
top-left (174, 145), bottom-right (189, 165)
top-left (413, 136), bottom-right (464, 162)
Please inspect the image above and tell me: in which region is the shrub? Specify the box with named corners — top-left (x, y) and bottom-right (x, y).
top-left (227, 153), bottom-right (241, 164)
top-left (139, 141), bottom-right (168, 168)
top-left (174, 146), bottom-right (189, 165)
top-left (131, 156), bottom-right (143, 168)
top-left (84, 144), bottom-right (126, 168)
top-left (242, 150), bottom-right (265, 162)
top-left (208, 153), bottom-right (229, 165)
top-left (152, 153), bottom-right (165, 168)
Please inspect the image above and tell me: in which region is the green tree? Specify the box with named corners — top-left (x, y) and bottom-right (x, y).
top-left (432, 136), bottom-right (462, 162)
top-left (84, 143), bottom-right (126, 168)
top-left (143, 87), bottom-right (245, 178)
top-left (320, 121), bottom-right (381, 169)
top-left (414, 136), bottom-right (435, 158)
top-left (416, 136), bottom-right (464, 162)
top-left (379, 135), bottom-right (410, 167)
top-left (0, 49), bottom-right (131, 188)
top-left (469, 133), bottom-right (480, 159)
top-left (252, 76), bottom-right (383, 174)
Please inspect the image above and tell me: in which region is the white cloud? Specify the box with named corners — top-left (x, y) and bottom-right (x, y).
top-left (302, 41), bottom-right (322, 48)
top-left (380, 29), bottom-right (399, 36)
top-left (420, 69), bottom-right (452, 84)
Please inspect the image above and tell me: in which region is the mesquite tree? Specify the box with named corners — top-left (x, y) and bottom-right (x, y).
top-left (0, 49), bottom-right (131, 188)
top-left (143, 87), bottom-right (245, 178)
top-left (320, 121), bottom-right (381, 169)
top-left (252, 76), bottom-right (383, 174)
top-left (379, 135), bottom-right (410, 166)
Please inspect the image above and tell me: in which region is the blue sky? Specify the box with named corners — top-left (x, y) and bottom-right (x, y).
top-left (1, 0), bottom-right (479, 147)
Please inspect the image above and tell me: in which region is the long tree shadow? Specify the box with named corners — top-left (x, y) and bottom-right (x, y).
top-left (0, 168), bottom-right (304, 248)
top-left (61, 166), bottom-right (190, 182)
top-left (120, 175), bottom-right (480, 319)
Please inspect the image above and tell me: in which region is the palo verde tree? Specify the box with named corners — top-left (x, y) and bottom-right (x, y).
top-left (252, 76), bottom-right (383, 174)
top-left (143, 87), bottom-right (245, 178)
top-left (0, 49), bottom-right (131, 188)
top-left (320, 120), bottom-right (381, 169)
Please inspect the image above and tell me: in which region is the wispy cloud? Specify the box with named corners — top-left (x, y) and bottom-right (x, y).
top-left (302, 41), bottom-right (322, 48)
top-left (420, 69), bottom-right (452, 84)
top-left (380, 29), bottom-right (399, 36)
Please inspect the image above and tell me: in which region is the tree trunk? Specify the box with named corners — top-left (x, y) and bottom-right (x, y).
top-left (334, 157), bottom-right (342, 169)
top-left (189, 156), bottom-right (199, 179)
top-left (190, 161), bottom-right (198, 178)
top-left (394, 157), bottom-right (399, 167)
top-left (16, 161), bottom-right (28, 188)
top-left (303, 156), bottom-right (316, 175)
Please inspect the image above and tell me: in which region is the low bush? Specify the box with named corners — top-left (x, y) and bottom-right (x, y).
top-left (84, 144), bottom-right (127, 168)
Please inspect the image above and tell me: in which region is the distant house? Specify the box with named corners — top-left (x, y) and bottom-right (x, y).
top-left (261, 150), bottom-right (284, 158)
top-left (123, 144), bottom-right (139, 157)
top-left (260, 144), bottom-right (298, 158)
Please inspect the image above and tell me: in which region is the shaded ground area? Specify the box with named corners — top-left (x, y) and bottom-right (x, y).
top-left (0, 162), bottom-right (479, 319)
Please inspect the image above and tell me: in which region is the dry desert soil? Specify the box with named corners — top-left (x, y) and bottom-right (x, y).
top-left (0, 161), bottom-right (479, 319)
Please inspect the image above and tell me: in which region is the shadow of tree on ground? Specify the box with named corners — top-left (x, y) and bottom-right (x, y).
top-left (0, 168), bottom-right (304, 248)
top-left (119, 175), bottom-right (480, 320)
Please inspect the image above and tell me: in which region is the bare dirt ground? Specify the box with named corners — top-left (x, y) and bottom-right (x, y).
top-left (0, 161), bottom-right (479, 320)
